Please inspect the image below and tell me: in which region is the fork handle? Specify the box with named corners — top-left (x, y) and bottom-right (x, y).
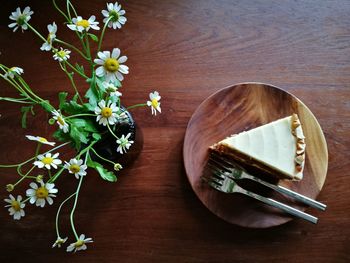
top-left (239, 188), bottom-right (318, 224)
top-left (241, 173), bottom-right (327, 211)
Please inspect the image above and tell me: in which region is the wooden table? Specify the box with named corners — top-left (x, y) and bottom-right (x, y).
top-left (0, 0), bottom-right (349, 262)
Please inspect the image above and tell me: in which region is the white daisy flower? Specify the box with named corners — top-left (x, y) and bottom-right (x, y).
top-left (116, 133), bottom-right (134, 154)
top-left (147, 91), bottom-right (161, 115)
top-left (94, 48), bottom-right (129, 82)
top-left (102, 82), bottom-right (122, 97)
top-left (34, 152), bottom-right (62, 170)
top-left (4, 67), bottom-right (24, 79)
top-left (40, 22), bottom-right (57, 51)
top-left (52, 110), bottom-right (69, 133)
top-left (8, 6), bottom-right (34, 32)
top-left (26, 135), bottom-right (55, 146)
top-left (94, 99), bottom-right (119, 126)
top-left (52, 237), bottom-right (68, 248)
top-left (64, 158), bottom-right (87, 179)
top-left (53, 48), bottom-right (71, 62)
top-left (102, 2), bottom-right (127, 29)
top-left (26, 180), bottom-right (58, 207)
top-left (67, 16), bottom-right (100, 32)
top-left (4, 194), bottom-right (25, 220)
top-left (66, 234), bottom-right (93, 253)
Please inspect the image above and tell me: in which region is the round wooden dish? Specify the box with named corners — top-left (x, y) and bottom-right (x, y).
top-left (183, 82), bottom-right (328, 228)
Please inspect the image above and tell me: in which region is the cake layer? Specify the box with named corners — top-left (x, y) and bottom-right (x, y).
top-left (210, 115), bottom-right (305, 180)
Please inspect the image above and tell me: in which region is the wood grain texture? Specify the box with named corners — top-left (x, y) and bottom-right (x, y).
top-left (0, 0), bottom-right (350, 262)
top-left (183, 82), bottom-right (328, 228)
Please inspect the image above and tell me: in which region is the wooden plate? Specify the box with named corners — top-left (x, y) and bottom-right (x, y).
top-left (183, 82), bottom-right (328, 228)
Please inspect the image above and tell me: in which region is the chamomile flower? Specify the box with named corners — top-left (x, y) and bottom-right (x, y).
top-left (34, 152), bottom-right (62, 170)
top-left (40, 22), bottom-right (57, 51)
top-left (26, 135), bottom-right (55, 146)
top-left (116, 133), bottom-right (134, 154)
top-left (66, 234), bottom-right (93, 253)
top-left (52, 110), bottom-right (69, 133)
top-left (102, 82), bottom-right (122, 97)
top-left (64, 158), bottom-right (87, 179)
top-left (147, 91), bottom-right (161, 115)
top-left (52, 237), bottom-right (68, 248)
top-left (8, 6), bottom-right (34, 32)
top-left (4, 67), bottom-right (23, 79)
top-left (4, 194), bottom-right (25, 220)
top-left (102, 2), bottom-right (127, 29)
top-left (94, 100), bottom-right (119, 126)
top-left (67, 16), bottom-right (100, 32)
top-left (26, 180), bottom-right (58, 207)
top-left (94, 48), bottom-right (129, 82)
top-left (53, 48), bottom-right (71, 62)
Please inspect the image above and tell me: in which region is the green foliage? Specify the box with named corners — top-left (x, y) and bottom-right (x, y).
top-left (85, 77), bottom-right (101, 109)
top-left (20, 105), bottom-right (35, 128)
top-left (61, 100), bottom-right (87, 115)
top-left (87, 155), bottom-right (117, 182)
top-left (87, 33), bottom-right (99, 42)
top-left (58, 92), bottom-right (68, 109)
top-left (75, 63), bottom-right (85, 75)
top-left (40, 100), bottom-right (55, 112)
top-left (69, 124), bottom-right (89, 150)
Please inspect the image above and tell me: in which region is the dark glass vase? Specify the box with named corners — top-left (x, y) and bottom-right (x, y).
top-left (90, 108), bottom-right (143, 168)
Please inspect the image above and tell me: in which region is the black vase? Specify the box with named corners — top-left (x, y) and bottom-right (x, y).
top-left (91, 108), bottom-right (143, 168)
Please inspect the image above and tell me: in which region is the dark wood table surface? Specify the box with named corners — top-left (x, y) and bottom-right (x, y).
top-left (0, 0), bottom-right (349, 262)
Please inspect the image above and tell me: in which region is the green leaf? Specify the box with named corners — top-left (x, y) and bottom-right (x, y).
top-left (53, 128), bottom-right (70, 142)
top-left (69, 118), bottom-right (98, 133)
top-left (88, 33), bottom-right (99, 42)
top-left (85, 77), bottom-right (101, 109)
top-left (75, 63), bottom-right (85, 75)
top-left (20, 105), bottom-right (35, 128)
top-left (72, 93), bottom-right (79, 102)
top-left (62, 100), bottom-right (87, 115)
top-left (87, 155), bottom-right (117, 182)
top-left (40, 100), bottom-right (55, 112)
top-left (69, 125), bottom-right (89, 150)
top-left (58, 92), bottom-right (68, 109)
top-left (92, 133), bottom-right (102, 140)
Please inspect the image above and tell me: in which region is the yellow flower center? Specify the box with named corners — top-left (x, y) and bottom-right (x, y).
top-left (11, 201), bottom-right (21, 211)
top-left (57, 50), bottom-right (66, 58)
top-left (101, 107), bottom-right (113, 118)
top-left (42, 157), bottom-right (53, 165)
top-left (57, 116), bottom-right (65, 125)
top-left (104, 58), bottom-right (119, 72)
top-left (69, 164), bottom-right (81, 174)
top-left (151, 98), bottom-right (159, 108)
top-left (10, 67), bottom-right (16, 71)
top-left (75, 240), bottom-right (84, 248)
top-left (76, 19), bottom-right (90, 28)
top-left (39, 137), bottom-right (48, 143)
top-left (36, 187), bottom-right (49, 198)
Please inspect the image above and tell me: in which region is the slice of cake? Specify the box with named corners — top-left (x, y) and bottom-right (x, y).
top-left (210, 114), bottom-right (306, 180)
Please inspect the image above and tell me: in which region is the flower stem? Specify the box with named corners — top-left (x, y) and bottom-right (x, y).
top-left (60, 62), bottom-right (84, 103)
top-left (55, 192), bottom-right (76, 238)
top-left (48, 167), bottom-right (65, 183)
top-left (52, 0), bottom-right (69, 21)
top-left (65, 113), bottom-right (96, 119)
top-left (107, 123), bottom-right (120, 140)
top-left (70, 151), bottom-right (88, 240)
top-left (127, 103), bottom-right (147, 110)
top-left (0, 97), bottom-right (32, 104)
top-left (25, 22), bottom-right (47, 43)
top-left (97, 17), bottom-right (113, 54)
top-left (90, 148), bottom-right (115, 166)
top-left (0, 142), bottom-right (70, 168)
top-left (13, 165), bottom-right (35, 187)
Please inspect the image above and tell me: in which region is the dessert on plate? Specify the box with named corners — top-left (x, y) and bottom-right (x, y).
top-left (209, 114), bottom-right (306, 181)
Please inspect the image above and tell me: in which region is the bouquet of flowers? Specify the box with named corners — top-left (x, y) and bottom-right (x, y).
top-left (1, 0), bottom-right (161, 253)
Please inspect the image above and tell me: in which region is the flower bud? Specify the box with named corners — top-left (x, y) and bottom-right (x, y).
top-left (6, 184), bottom-right (14, 192)
top-left (36, 175), bottom-right (44, 183)
top-left (48, 118), bottom-right (55, 125)
top-left (114, 163), bottom-right (123, 171)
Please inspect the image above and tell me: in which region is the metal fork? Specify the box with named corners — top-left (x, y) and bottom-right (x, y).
top-left (208, 152), bottom-right (327, 211)
top-left (202, 173), bottom-right (318, 224)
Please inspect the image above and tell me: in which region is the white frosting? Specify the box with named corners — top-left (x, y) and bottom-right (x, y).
top-left (220, 116), bottom-right (303, 180)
